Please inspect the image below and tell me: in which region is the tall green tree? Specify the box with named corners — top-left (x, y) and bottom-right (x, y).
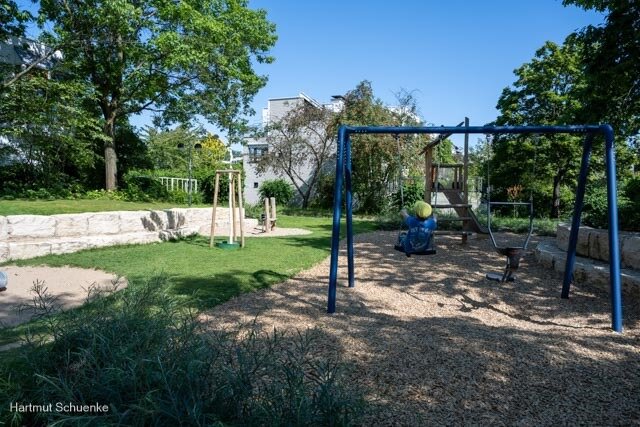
top-left (38, 0), bottom-right (277, 190)
top-left (563, 0), bottom-right (639, 140)
top-left (495, 40), bottom-right (587, 218)
top-left (0, 74), bottom-right (107, 193)
top-left (338, 81), bottom-right (402, 213)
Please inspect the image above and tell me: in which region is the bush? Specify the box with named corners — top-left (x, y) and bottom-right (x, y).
top-left (392, 182), bottom-right (424, 211)
top-left (122, 173), bottom-right (170, 202)
top-left (311, 173), bottom-right (336, 209)
top-left (0, 277), bottom-right (364, 426)
top-left (259, 179), bottom-right (294, 206)
top-left (582, 178), bottom-right (640, 231)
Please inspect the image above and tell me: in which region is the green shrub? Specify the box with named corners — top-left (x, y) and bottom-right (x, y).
top-left (0, 277), bottom-right (363, 426)
top-left (123, 174), bottom-right (170, 201)
top-left (259, 179), bottom-right (294, 205)
top-left (392, 182), bottom-right (425, 210)
top-left (311, 173), bottom-right (336, 209)
top-left (582, 180), bottom-right (640, 231)
top-left (624, 176), bottom-right (640, 201)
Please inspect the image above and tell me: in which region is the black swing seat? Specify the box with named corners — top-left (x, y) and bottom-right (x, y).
top-left (394, 244), bottom-right (436, 257)
top-left (486, 246), bottom-right (527, 282)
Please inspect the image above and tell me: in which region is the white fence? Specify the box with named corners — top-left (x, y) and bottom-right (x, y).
top-left (158, 177), bottom-right (198, 193)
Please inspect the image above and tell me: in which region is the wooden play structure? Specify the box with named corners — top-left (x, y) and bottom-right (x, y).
top-left (421, 117), bottom-right (487, 242)
top-left (261, 197), bottom-right (277, 233)
top-left (209, 170), bottom-right (245, 248)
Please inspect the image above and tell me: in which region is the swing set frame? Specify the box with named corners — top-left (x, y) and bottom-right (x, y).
top-left (327, 124), bottom-right (624, 333)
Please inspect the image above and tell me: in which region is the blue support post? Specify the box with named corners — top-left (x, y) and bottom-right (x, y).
top-left (327, 126), bottom-right (347, 313)
top-left (345, 135), bottom-right (355, 287)
top-left (562, 134), bottom-right (594, 298)
top-left (603, 125), bottom-right (622, 332)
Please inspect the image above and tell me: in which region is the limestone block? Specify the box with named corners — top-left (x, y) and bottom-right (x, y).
top-left (84, 235), bottom-right (115, 249)
top-left (50, 240), bottom-right (89, 255)
top-left (534, 244), bottom-right (557, 269)
top-left (86, 213), bottom-right (120, 235)
top-left (621, 269), bottom-right (640, 297)
top-left (555, 223), bottom-right (591, 256)
top-left (7, 215), bottom-right (56, 239)
top-left (8, 241), bottom-right (52, 260)
top-left (55, 213), bottom-right (89, 237)
top-left (588, 230), bottom-right (610, 263)
top-left (122, 232), bottom-right (159, 245)
top-left (159, 227), bottom-right (198, 241)
top-left (576, 227), bottom-right (591, 257)
top-left (586, 263), bottom-right (610, 286)
top-left (185, 208), bottom-right (212, 226)
top-left (0, 242), bottom-right (8, 262)
top-left (165, 209), bottom-right (187, 229)
top-left (143, 210), bottom-right (169, 231)
top-left (556, 223), bottom-right (570, 251)
top-left (119, 211), bottom-right (148, 233)
top-left (197, 224), bottom-right (212, 236)
top-left (0, 216), bottom-right (7, 240)
top-left (621, 234), bottom-right (640, 270)
top-left (214, 207), bottom-right (231, 222)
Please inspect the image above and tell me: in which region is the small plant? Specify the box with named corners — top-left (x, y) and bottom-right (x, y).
top-left (259, 179), bottom-right (294, 205)
top-left (0, 276), bottom-right (364, 426)
top-left (391, 182), bottom-right (424, 210)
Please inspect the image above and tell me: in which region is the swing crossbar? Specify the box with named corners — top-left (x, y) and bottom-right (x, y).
top-left (487, 202), bottom-right (531, 206)
top-left (327, 124), bottom-right (623, 333)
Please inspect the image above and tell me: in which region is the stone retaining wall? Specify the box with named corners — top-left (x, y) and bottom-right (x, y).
top-left (535, 224), bottom-right (640, 296)
top-left (556, 223), bottom-right (640, 270)
top-left (0, 208), bottom-right (257, 262)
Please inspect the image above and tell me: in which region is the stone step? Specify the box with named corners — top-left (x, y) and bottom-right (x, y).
top-left (535, 242), bottom-right (640, 296)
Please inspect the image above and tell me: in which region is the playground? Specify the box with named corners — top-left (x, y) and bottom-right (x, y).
top-left (201, 230), bottom-right (640, 424)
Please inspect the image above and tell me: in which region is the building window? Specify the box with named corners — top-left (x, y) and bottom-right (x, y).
top-left (253, 182), bottom-right (259, 189)
top-left (248, 145), bottom-right (268, 162)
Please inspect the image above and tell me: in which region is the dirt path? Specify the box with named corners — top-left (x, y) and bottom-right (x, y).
top-left (0, 266), bottom-right (126, 328)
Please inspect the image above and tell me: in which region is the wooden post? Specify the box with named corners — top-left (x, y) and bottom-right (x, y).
top-left (236, 171), bottom-right (245, 247)
top-left (269, 197), bottom-right (276, 230)
top-left (425, 147), bottom-right (433, 203)
top-left (227, 172), bottom-right (236, 243)
top-left (209, 173), bottom-right (221, 247)
top-left (264, 198), bottom-right (270, 233)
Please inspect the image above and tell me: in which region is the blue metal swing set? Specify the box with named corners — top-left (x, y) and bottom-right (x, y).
top-left (327, 124), bottom-right (623, 333)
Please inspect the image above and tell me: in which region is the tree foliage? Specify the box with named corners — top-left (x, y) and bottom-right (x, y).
top-left (336, 81), bottom-right (428, 213)
top-left (563, 0), bottom-right (639, 140)
top-left (0, 74), bottom-right (106, 195)
top-left (0, 0), bottom-right (31, 39)
top-left (37, 0), bottom-right (277, 190)
top-left (495, 40), bottom-right (588, 218)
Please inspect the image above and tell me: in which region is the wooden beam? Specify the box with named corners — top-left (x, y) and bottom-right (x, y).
top-left (419, 121), bottom-right (465, 155)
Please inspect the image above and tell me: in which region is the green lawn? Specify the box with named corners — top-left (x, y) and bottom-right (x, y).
top-left (0, 215), bottom-right (378, 344)
top-left (0, 198), bottom-right (210, 216)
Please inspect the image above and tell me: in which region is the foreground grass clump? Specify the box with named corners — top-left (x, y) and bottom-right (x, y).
top-left (0, 276), bottom-right (363, 426)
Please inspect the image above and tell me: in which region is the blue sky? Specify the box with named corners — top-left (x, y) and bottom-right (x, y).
top-left (244, 0), bottom-right (605, 147)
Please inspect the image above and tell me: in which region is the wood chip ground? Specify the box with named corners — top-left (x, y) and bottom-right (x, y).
top-left (201, 231), bottom-right (640, 425)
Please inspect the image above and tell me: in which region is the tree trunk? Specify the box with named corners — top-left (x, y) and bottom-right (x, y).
top-left (104, 118), bottom-right (118, 190)
top-left (551, 169), bottom-right (564, 219)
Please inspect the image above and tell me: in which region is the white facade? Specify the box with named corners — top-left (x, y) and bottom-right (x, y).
top-left (0, 37), bottom-right (62, 70)
top-left (243, 93), bottom-right (344, 205)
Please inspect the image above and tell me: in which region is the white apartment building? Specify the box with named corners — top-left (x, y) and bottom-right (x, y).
top-left (243, 93), bottom-right (344, 205)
